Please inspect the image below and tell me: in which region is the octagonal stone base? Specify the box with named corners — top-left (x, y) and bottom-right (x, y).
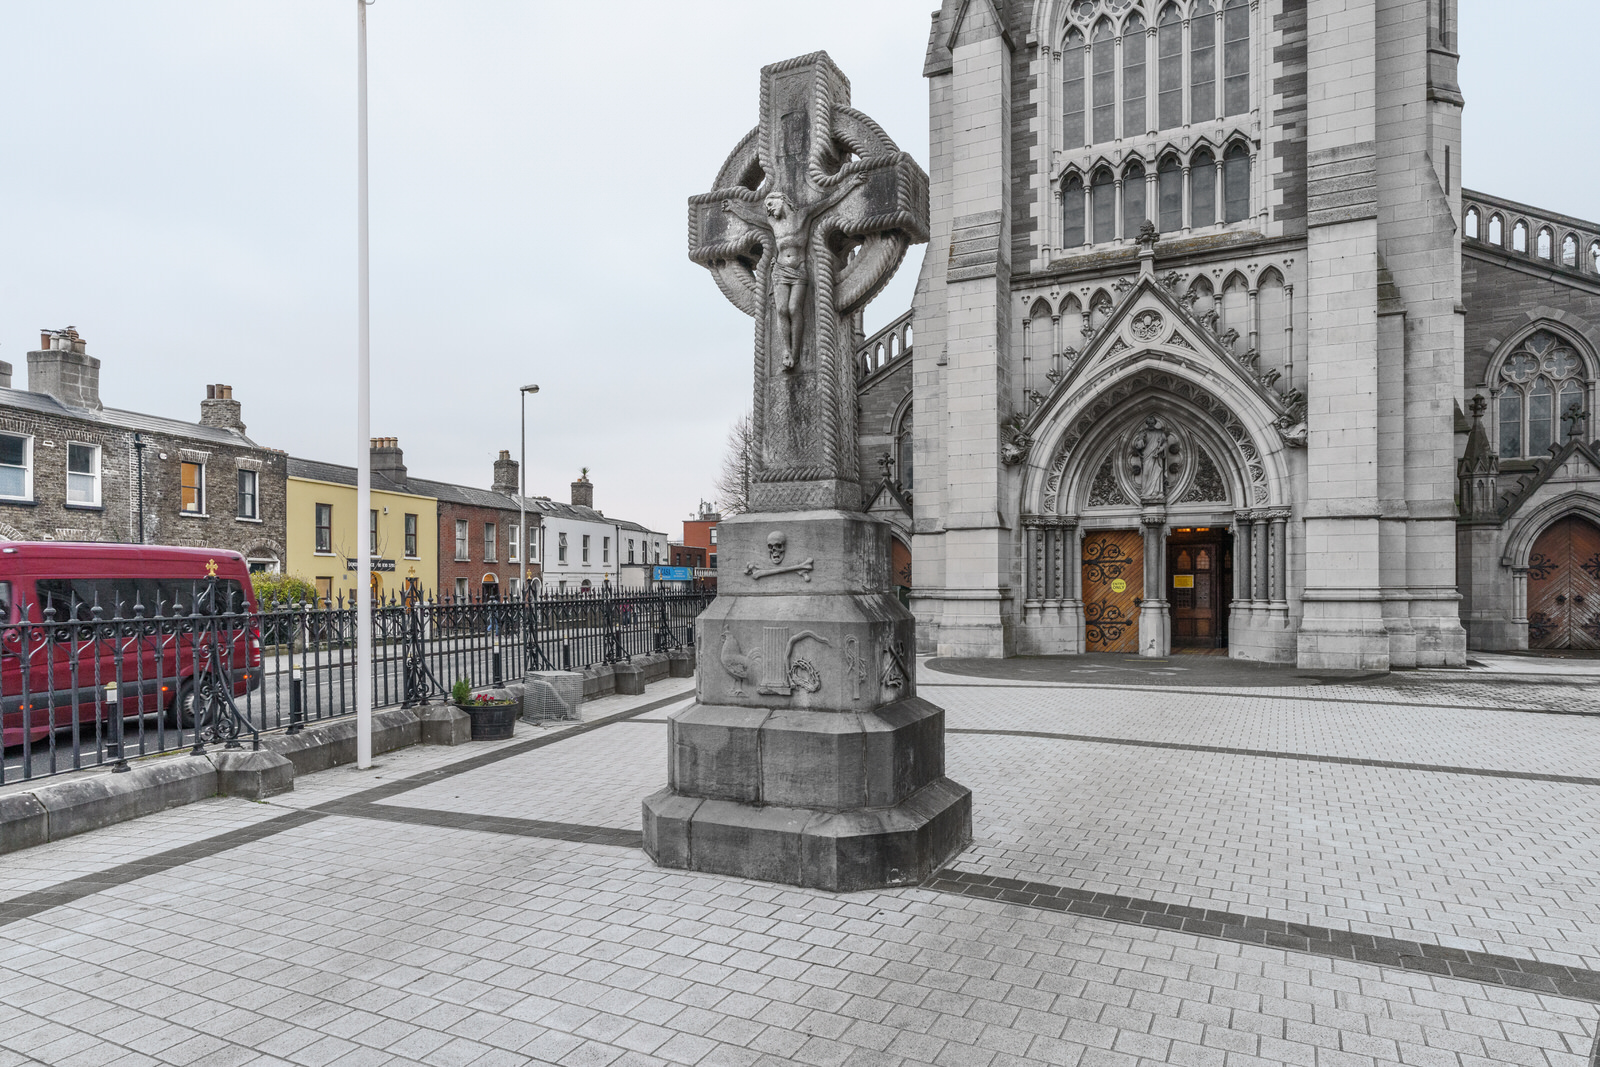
top-left (642, 777), bottom-right (971, 892)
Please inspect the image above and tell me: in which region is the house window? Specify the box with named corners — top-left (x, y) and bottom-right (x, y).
top-left (603, 536), bottom-right (610, 564)
top-left (315, 503), bottom-right (332, 553)
top-left (370, 509), bottom-right (378, 554)
top-left (509, 523), bottom-right (519, 563)
top-left (455, 520), bottom-right (469, 561)
top-left (558, 532), bottom-right (568, 563)
top-left (181, 462), bottom-right (205, 514)
top-left (484, 522), bottom-right (497, 562)
top-left (529, 529), bottom-right (538, 560)
top-left (66, 443), bottom-right (100, 506)
top-left (455, 577), bottom-right (469, 602)
top-left (1497, 330), bottom-right (1590, 459)
top-left (0, 433), bottom-right (30, 500)
top-left (404, 513), bottom-right (418, 557)
top-left (709, 527), bottom-right (718, 545)
top-left (582, 534), bottom-right (591, 563)
top-left (315, 576), bottom-right (332, 606)
top-left (628, 538), bottom-right (636, 564)
top-left (236, 469), bottom-right (258, 519)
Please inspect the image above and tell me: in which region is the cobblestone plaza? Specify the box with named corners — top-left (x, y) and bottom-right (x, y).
top-left (2, 661), bottom-right (1597, 1067)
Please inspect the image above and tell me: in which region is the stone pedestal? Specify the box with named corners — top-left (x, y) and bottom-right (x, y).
top-left (642, 511), bottom-right (971, 891)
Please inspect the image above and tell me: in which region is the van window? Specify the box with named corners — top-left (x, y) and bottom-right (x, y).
top-left (33, 577), bottom-right (247, 620)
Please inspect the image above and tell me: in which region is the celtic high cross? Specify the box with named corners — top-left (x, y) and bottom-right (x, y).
top-left (688, 52), bottom-right (929, 513)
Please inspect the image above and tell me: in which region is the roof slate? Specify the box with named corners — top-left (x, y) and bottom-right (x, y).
top-left (0, 387), bottom-right (263, 449)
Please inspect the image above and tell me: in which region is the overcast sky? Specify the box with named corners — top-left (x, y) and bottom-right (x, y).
top-left (0, 1), bottom-right (1593, 540)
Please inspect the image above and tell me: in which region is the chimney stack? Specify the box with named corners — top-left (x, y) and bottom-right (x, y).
top-left (370, 437), bottom-right (406, 484)
top-left (0, 361), bottom-right (12, 389)
top-left (570, 471), bottom-right (593, 508)
top-left (492, 449), bottom-right (519, 494)
top-left (28, 327), bottom-right (101, 410)
top-left (199, 383), bottom-right (246, 433)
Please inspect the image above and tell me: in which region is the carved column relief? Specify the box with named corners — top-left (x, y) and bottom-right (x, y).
top-left (1252, 516), bottom-right (1269, 602)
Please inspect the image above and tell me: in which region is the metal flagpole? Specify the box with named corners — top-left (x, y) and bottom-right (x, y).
top-left (520, 384), bottom-right (539, 594)
top-left (355, 0), bottom-right (374, 768)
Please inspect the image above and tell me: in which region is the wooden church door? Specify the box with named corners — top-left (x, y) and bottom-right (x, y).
top-left (1081, 530), bottom-right (1142, 653)
top-left (1527, 516), bottom-right (1600, 650)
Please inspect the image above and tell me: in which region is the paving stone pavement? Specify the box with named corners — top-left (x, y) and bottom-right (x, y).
top-left (1, 665), bottom-right (1597, 1066)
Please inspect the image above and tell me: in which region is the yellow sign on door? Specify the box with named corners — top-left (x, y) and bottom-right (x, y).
top-left (1173, 575), bottom-right (1194, 588)
top-left (1111, 578), bottom-right (1127, 593)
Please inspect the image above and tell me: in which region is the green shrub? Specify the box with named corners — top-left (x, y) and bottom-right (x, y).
top-left (451, 678), bottom-right (472, 705)
top-left (251, 573), bottom-right (319, 609)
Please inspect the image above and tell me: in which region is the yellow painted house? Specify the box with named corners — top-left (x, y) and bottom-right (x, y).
top-left (286, 455), bottom-right (438, 604)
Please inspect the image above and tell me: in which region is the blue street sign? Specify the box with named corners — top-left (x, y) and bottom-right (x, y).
top-left (653, 566), bottom-right (692, 581)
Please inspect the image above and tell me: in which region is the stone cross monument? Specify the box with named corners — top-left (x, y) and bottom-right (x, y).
top-left (642, 52), bottom-right (971, 892)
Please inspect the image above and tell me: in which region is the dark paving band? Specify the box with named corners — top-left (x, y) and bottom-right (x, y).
top-left (926, 869), bottom-right (1600, 1005)
top-left (922, 682), bottom-right (1598, 718)
top-left (0, 689), bottom-right (694, 926)
top-left (0, 808), bottom-right (327, 929)
top-left (947, 727), bottom-right (1600, 787)
top-left (319, 800), bottom-right (640, 848)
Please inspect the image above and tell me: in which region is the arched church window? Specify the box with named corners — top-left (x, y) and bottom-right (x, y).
top-left (1191, 148), bottom-right (1217, 228)
top-left (1537, 228), bottom-right (1553, 260)
top-left (1222, 0), bottom-right (1250, 116)
top-left (1222, 144), bottom-right (1250, 224)
top-left (1091, 167), bottom-right (1116, 244)
top-left (1123, 161), bottom-right (1147, 237)
top-left (1562, 234), bottom-right (1578, 268)
top-left (1512, 220), bottom-right (1528, 253)
top-left (1497, 330), bottom-right (1589, 459)
top-left (1091, 21), bottom-right (1116, 144)
top-left (1157, 5), bottom-right (1182, 129)
top-left (1063, 29), bottom-right (1086, 147)
top-left (1122, 13), bottom-right (1147, 137)
top-left (1592, 241), bottom-right (1600, 275)
top-left (1488, 214), bottom-right (1503, 245)
top-left (1464, 207), bottom-right (1479, 239)
top-left (1157, 155), bottom-right (1183, 233)
top-left (1062, 174), bottom-right (1086, 246)
top-left (888, 334), bottom-right (899, 358)
top-left (1190, 0), bottom-right (1218, 123)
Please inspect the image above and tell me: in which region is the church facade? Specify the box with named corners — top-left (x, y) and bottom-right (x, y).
top-left (854, 0), bottom-right (1600, 668)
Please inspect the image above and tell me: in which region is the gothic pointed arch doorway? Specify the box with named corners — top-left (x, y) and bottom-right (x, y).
top-left (1526, 515), bottom-right (1600, 649)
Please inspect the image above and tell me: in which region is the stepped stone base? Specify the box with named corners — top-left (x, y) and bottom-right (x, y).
top-left (642, 776), bottom-right (971, 892)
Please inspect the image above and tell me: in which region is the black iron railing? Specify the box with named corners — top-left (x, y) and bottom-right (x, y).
top-left (0, 582), bottom-right (714, 785)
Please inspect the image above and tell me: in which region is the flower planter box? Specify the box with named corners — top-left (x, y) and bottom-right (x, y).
top-left (456, 700), bottom-right (518, 741)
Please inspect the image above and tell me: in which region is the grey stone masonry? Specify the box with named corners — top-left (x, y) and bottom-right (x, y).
top-left (0, 332), bottom-right (285, 566)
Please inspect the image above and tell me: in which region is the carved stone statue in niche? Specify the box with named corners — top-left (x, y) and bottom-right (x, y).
top-left (1128, 416), bottom-right (1182, 501)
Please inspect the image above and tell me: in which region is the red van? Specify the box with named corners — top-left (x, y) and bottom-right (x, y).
top-left (0, 543), bottom-right (262, 747)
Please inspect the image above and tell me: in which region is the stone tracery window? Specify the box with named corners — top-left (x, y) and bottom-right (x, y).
top-left (1512, 220), bottom-right (1528, 253)
top-left (1562, 234), bottom-right (1577, 268)
top-left (1497, 330), bottom-right (1590, 459)
top-left (1488, 214), bottom-right (1503, 245)
top-left (1592, 241), bottom-right (1600, 275)
top-left (1123, 161), bottom-right (1147, 237)
top-left (1465, 207), bottom-right (1479, 239)
top-left (1537, 227), bottom-right (1553, 260)
top-left (1061, 0), bottom-right (1251, 143)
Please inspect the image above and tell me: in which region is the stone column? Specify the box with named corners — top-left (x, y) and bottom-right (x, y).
top-left (1252, 516), bottom-right (1269, 602)
top-left (1269, 510), bottom-right (1289, 605)
top-left (1234, 510), bottom-right (1253, 603)
top-left (1138, 512), bottom-right (1170, 657)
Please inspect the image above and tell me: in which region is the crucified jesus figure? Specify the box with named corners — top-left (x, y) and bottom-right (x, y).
top-left (723, 179), bottom-right (862, 372)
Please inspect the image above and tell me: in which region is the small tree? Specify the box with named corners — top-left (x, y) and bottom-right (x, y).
top-left (714, 412), bottom-right (756, 515)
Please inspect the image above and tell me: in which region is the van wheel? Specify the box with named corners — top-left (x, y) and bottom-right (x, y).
top-left (168, 681), bottom-right (198, 729)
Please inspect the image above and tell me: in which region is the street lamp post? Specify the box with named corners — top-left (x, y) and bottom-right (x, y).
top-left (355, 0), bottom-right (374, 769)
top-left (520, 384), bottom-right (540, 597)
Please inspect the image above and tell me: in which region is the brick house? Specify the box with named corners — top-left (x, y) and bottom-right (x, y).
top-left (0, 330), bottom-right (287, 570)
